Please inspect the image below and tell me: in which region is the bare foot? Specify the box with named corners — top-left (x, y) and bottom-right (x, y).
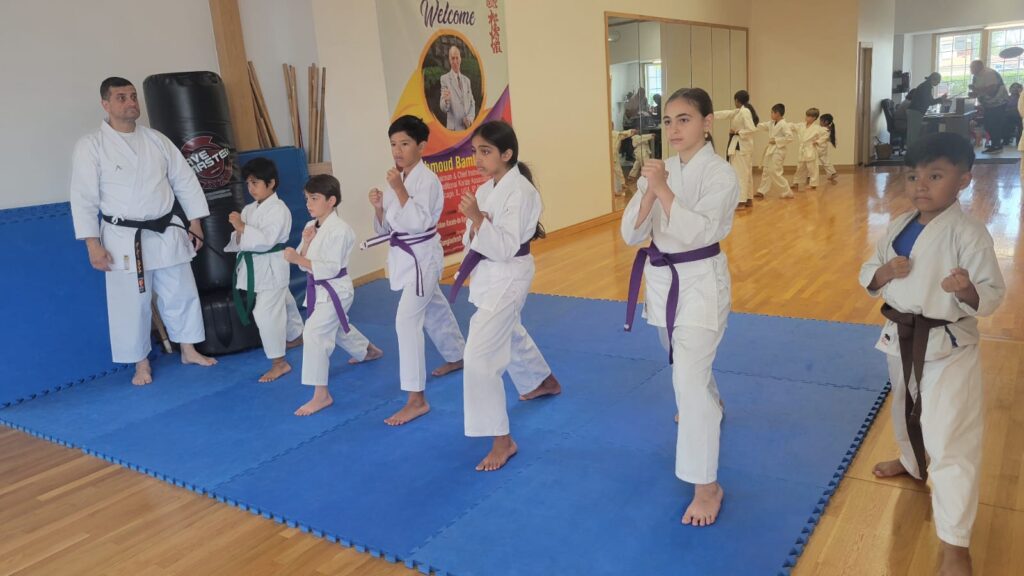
top-left (385, 393), bottom-right (430, 426)
top-left (476, 436), bottom-right (518, 472)
top-left (349, 343), bottom-right (383, 364)
top-left (938, 543), bottom-right (972, 576)
top-left (286, 336), bottom-right (303, 349)
top-left (781, 193), bottom-right (795, 199)
top-left (682, 482), bottom-right (724, 527)
top-left (132, 359), bottom-right (153, 386)
top-left (180, 344), bottom-right (217, 366)
top-left (753, 192), bottom-right (765, 200)
top-left (295, 387), bottom-right (333, 416)
top-left (520, 373), bottom-right (561, 401)
top-left (873, 459), bottom-right (910, 479)
top-left (828, 174), bottom-right (838, 183)
top-left (259, 359), bottom-right (291, 383)
top-left (431, 359), bottom-right (464, 377)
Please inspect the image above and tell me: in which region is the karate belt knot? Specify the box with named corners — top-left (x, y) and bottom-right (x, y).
top-left (361, 227), bottom-right (438, 297)
top-left (101, 201), bottom-right (191, 293)
top-left (879, 303), bottom-right (954, 482)
top-left (231, 243), bottom-right (288, 326)
top-left (625, 242), bottom-right (721, 364)
top-left (447, 242), bottom-right (532, 304)
top-left (306, 268), bottom-right (351, 333)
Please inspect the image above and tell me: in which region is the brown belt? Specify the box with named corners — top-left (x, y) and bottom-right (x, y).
top-left (879, 303), bottom-right (953, 481)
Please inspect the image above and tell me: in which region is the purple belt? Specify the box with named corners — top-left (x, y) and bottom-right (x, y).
top-left (447, 241), bottom-right (531, 303)
top-left (362, 227), bottom-right (437, 296)
top-left (306, 267), bottom-right (350, 333)
top-left (625, 242), bottom-right (721, 363)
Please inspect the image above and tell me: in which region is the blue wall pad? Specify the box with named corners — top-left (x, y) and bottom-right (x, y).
top-left (0, 203), bottom-right (121, 407)
top-left (1, 281), bottom-right (890, 575)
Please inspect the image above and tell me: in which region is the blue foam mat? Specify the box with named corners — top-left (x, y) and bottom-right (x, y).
top-left (0, 203), bottom-right (122, 407)
top-left (0, 281), bottom-right (889, 575)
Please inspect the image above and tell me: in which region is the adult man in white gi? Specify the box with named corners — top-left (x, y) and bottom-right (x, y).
top-left (70, 77), bottom-right (217, 385)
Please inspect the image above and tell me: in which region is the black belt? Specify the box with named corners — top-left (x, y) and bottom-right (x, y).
top-left (102, 202), bottom-right (190, 293)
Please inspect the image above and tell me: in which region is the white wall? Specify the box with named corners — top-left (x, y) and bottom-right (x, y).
top-left (0, 0), bottom-right (220, 209)
top-left (896, 0), bottom-right (1024, 35)
top-left (860, 0), bottom-right (897, 144)
top-left (311, 0), bottom-right (393, 278)
top-left (749, 0), bottom-right (860, 166)
top-left (909, 33), bottom-right (933, 84)
top-left (239, 0), bottom-right (329, 159)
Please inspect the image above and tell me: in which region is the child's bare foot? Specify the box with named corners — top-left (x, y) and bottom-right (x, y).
top-left (938, 543), bottom-right (972, 576)
top-left (873, 459), bottom-right (910, 478)
top-left (132, 359), bottom-right (153, 386)
top-left (349, 343), bottom-right (383, 364)
top-left (682, 482), bottom-right (724, 527)
top-left (180, 344), bottom-right (217, 366)
top-left (519, 373), bottom-right (561, 401)
top-left (476, 435), bottom-right (518, 471)
top-left (286, 336), bottom-right (303, 349)
top-left (295, 387), bottom-right (333, 416)
top-left (385, 392), bottom-right (430, 426)
top-left (431, 359), bottom-right (463, 377)
top-left (259, 358), bottom-right (291, 383)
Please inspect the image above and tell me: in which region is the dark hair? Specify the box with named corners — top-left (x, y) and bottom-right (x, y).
top-left (665, 87), bottom-right (715, 148)
top-left (904, 132), bottom-right (975, 171)
top-left (819, 113), bottom-right (837, 147)
top-left (241, 157), bottom-right (279, 190)
top-left (733, 90), bottom-right (759, 125)
top-left (388, 115), bottom-right (430, 143)
top-left (100, 77), bottom-right (133, 100)
top-left (771, 103), bottom-right (786, 116)
top-left (471, 121), bottom-right (546, 240)
top-left (805, 107), bottom-right (820, 119)
top-left (304, 174), bottom-right (342, 205)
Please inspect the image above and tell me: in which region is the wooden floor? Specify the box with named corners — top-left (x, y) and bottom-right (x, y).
top-left (1, 163), bottom-right (1022, 575)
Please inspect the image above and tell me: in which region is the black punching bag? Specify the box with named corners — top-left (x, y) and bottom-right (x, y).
top-left (142, 71), bottom-right (243, 292)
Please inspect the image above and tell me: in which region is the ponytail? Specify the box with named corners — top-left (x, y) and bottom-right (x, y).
top-left (517, 161), bottom-right (546, 240)
top-left (734, 90), bottom-right (759, 125)
top-left (820, 113), bottom-right (837, 147)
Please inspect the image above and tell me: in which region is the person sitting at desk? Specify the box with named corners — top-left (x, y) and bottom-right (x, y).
top-left (907, 73), bottom-right (948, 147)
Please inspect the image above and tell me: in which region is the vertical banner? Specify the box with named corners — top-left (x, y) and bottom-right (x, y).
top-left (375, 0), bottom-right (512, 255)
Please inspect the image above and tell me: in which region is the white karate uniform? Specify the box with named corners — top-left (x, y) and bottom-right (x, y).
top-left (298, 211), bottom-right (371, 387)
top-left (223, 193), bottom-right (303, 359)
top-left (462, 164), bottom-right (552, 437)
top-left (791, 122), bottom-right (827, 188)
top-left (611, 130), bottom-right (632, 195)
top-left (439, 70), bottom-right (476, 131)
top-left (628, 133), bottom-right (656, 179)
top-left (70, 121), bottom-right (209, 364)
top-left (713, 107), bottom-right (756, 203)
top-left (374, 160), bottom-right (466, 392)
top-left (816, 133), bottom-right (837, 179)
top-left (859, 202), bottom-right (1005, 547)
top-left (621, 143), bottom-right (738, 485)
top-left (755, 120), bottom-right (794, 197)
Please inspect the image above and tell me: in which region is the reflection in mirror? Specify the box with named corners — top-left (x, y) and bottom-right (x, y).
top-left (606, 13), bottom-right (748, 211)
top-left (607, 17), bottom-right (662, 210)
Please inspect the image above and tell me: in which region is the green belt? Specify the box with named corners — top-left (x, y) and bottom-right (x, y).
top-left (232, 243), bottom-right (288, 326)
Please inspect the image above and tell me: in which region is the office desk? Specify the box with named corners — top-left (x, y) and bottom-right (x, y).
top-left (923, 110), bottom-right (977, 140)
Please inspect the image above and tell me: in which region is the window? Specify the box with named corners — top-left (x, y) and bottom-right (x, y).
top-left (988, 26), bottom-right (1024, 88)
top-left (935, 31), bottom-right (982, 98)
top-left (643, 62), bottom-right (662, 107)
